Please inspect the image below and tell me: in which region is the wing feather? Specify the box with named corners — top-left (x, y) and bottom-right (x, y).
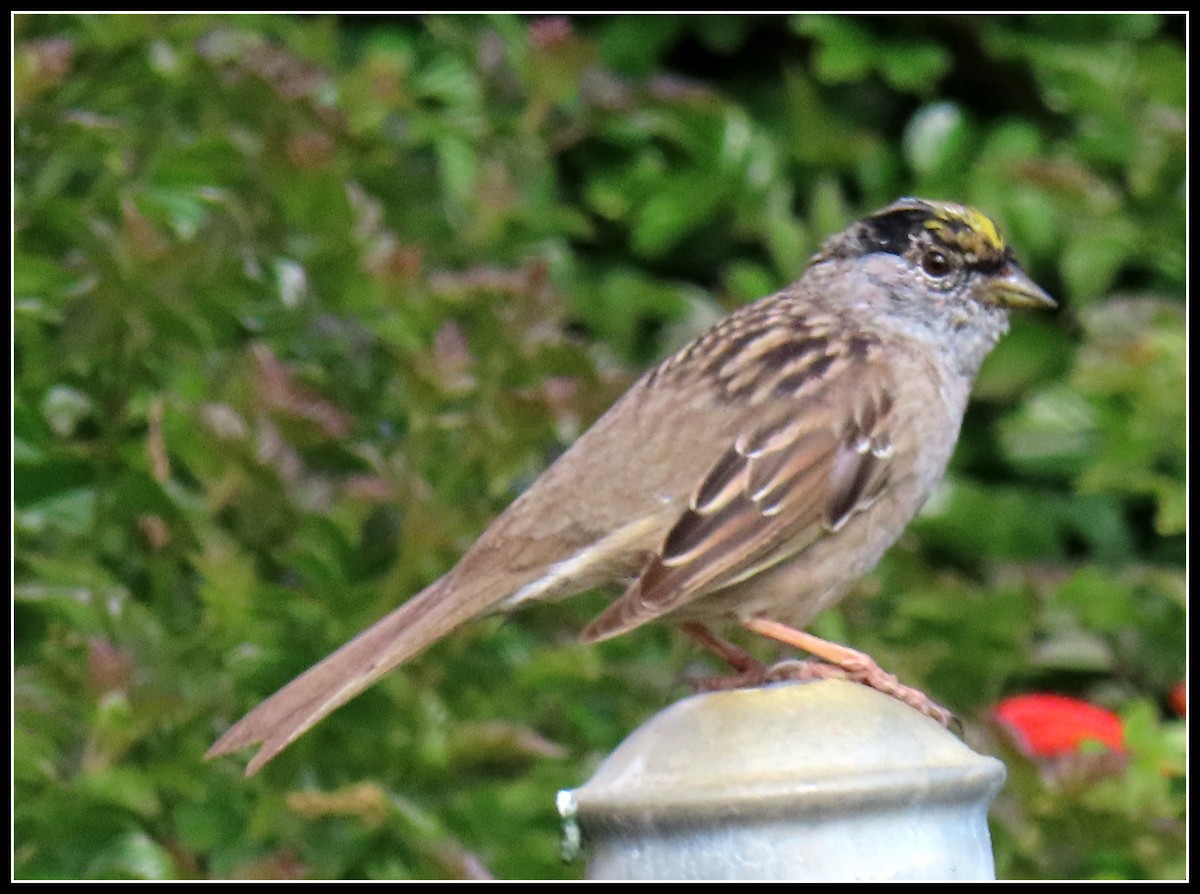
top-left (581, 353), bottom-right (897, 642)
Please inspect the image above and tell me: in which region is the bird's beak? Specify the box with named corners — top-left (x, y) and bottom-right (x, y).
top-left (986, 266), bottom-right (1056, 310)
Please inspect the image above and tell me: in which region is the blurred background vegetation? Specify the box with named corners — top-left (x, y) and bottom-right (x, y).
top-left (13, 13), bottom-right (1185, 880)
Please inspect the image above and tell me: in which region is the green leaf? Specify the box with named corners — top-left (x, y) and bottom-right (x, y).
top-left (903, 102), bottom-right (967, 177)
top-left (85, 831), bottom-right (175, 880)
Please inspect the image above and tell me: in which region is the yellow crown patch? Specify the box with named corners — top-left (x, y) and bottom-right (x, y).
top-left (922, 202), bottom-right (1006, 261)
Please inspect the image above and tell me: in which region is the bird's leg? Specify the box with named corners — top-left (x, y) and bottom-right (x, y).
top-left (742, 616), bottom-right (954, 727)
top-left (680, 622), bottom-right (769, 691)
top-left (681, 622), bottom-right (865, 692)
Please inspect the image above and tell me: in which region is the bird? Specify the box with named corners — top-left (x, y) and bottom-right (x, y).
top-left (207, 197), bottom-right (1055, 775)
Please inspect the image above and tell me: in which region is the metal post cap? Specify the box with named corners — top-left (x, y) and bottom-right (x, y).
top-left (559, 679), bottom-right (1006, 880)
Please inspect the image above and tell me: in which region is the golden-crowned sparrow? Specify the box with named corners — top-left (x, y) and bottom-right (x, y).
top-left (208, 197), bottom-right (1054, 774)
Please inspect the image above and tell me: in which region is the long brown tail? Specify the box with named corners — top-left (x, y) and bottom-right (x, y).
top-left (206, 573), bottom-right (480, 775)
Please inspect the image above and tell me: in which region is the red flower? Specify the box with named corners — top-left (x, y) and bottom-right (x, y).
top-left (993, 693), bottom-right (1124, 758)
top-left (1168, 680), bottom-right (1186, 718)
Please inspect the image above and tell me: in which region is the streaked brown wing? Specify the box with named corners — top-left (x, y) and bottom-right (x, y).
top-left (580, 358), bottom-right (895, 642)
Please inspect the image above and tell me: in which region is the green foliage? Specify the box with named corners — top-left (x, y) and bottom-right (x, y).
top-left (14, 13), bottom-right (1184, 880)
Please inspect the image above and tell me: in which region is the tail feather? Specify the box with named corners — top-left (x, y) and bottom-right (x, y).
top-left (205, 509), bottom-right (664, 774)
top-left (206, 574), bottom-right (476, 775)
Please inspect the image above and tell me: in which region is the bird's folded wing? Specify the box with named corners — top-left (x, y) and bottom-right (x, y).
top-left (581, 361), bottom-right (896, 642)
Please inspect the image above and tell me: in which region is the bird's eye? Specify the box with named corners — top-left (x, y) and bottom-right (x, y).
top-left (921, 248), bottom-right (953, 278)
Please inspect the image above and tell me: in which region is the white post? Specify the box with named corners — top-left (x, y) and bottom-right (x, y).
top-left (558, 679), bottom-right (1006, 881)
